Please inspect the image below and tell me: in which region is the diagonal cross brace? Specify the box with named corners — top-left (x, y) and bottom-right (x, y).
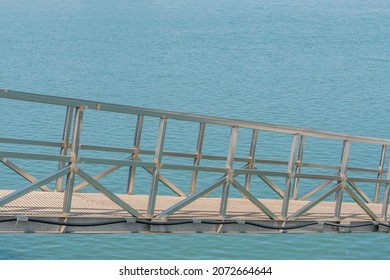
top-left (0, 158), bottom-right (51, 191)
top-left (0, 166), bottom-right (71, 207)
top-left (157, 176), bottom-right (227, 219)
top-left (73, 151), bottom-right (186, 198)
top-left (143, 166), bottom-right (186, 197)
top-left (346, 180), bottom-right (372, 203)
top-left (231, 179), bottom-right (278, 220)
top-left (288, 182), bottom-right (342, 220)
top-left (257, 173), bottom-right (285, 198)
top-left (298, 178), bottom-right (335, 201)
top-left (344, 185), bottom-right (378, 221)
top-left (73, 161), bottom-right (130, 191)
top-left (76, 168), bottom-right (142, 217)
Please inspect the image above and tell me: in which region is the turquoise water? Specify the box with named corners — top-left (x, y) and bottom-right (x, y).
top-left (0, 233), bottom-right (387, 260)
top-left (1, 0), bottom-right (390, 259)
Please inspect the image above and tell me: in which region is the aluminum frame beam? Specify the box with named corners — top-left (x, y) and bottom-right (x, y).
top-left (147, 117), bottom-right (168, 217)
top-left (335, 140), bottom-right (351, 219)
top-left (189, 122), bottom-right (206, 194)
top-left (127, 115), bottom-right (144, 194)
top-left (244, 129), bottom-right (258, 192)
top-left (381, 162), bottom-right (390, 220)
top-left (281, 134), bottom-right (299, 219)
top-left (292, 135), bottom-right (305, 199)
top-left (2, 89), bottom-right (390, 146)
top-left (219, 126), bottom-right (239, 217)
top-left (375, 145), bottom-right (387, 203)
top-left (55, 106), bottom-right (74, 191)
top-left (63, 107), bottom-right (84, 214)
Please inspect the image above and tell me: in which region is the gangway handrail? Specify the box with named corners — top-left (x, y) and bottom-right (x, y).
top-left (2, 89), bottom-right (390, 145)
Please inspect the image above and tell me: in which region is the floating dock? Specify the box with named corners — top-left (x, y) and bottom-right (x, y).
top-left (0, 89), bottom-right (389, 233)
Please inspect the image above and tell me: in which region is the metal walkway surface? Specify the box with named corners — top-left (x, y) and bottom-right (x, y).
top-left (1, 89), bottom-right (390, 233)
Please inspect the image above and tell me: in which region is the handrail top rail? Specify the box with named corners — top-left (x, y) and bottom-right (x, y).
top-left (1, 88), bottom-right (390, 146)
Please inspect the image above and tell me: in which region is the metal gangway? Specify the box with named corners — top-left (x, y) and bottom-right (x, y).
top-left (0, 89), bottom-right (389, 233)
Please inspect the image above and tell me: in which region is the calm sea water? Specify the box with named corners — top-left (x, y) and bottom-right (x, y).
top-left (1, 0), bottom-right (390, 259)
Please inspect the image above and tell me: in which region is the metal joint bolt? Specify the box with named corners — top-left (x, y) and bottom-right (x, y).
top-left (126, 217), bottom-right (136, 224)
top-left (288, 172), bottom-right (295, 178)
top-left (60, 140), bottom-right (66, 148)
top-left (338, 174), bottom-right (346, 180)
top-left (226, 172), bottom-right (234, 182)
top-left (69, 151), bottom-right (77, 162)
top-left (16, 216), bottom-right (29, 222)
top-left (70, 164), bottom-right (79, 174)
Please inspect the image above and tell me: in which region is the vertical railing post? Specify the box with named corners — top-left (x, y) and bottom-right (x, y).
top-left (281, 134), bottom-right (299, 219)
top-left (189, 123), bottom-right (206, 194)
top-left (375, 145), bottom-right (387, 203)
top-left (244, 129), bottom-right (258, 191)
top-left (126, 115), bottom-right (144, 194)
top-left (219, 126), bottom-right (238, 217)
top-left (381, 161), bottom-right (390, 220)
top-left (55, 106), bottom-right (74, 192)
top-left (335, 140), bottom-right (351, 219)
top-left (63, 107), bottom-right (84, 214)
top-left (292, 135), bottom-right (306, 199)
top-left (147, 117), bottom-right (168, 217)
